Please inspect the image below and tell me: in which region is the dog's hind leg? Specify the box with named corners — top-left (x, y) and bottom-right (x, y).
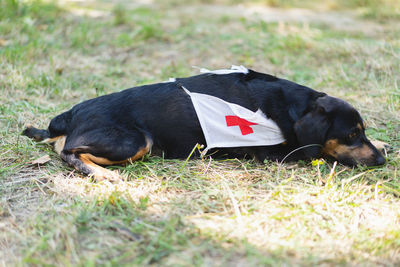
top-left (60, 152), bottom-right (121, 182)
top-left (61, 127), bottom-right (152, 181)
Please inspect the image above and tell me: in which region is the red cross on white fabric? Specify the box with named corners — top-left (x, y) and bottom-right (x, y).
top-left (180, 84), bottom-right (286, 153)
top-left (225, 115), bottom-right (258, 135)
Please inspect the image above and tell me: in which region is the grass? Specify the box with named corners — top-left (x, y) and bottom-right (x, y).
top-left (1, 0), bottom-right (399, 266)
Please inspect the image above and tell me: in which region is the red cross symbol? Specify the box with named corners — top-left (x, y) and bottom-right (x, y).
top-left (225, 115), bottom-right (258, 135)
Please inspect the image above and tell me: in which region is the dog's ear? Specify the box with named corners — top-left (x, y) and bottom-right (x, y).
top-left (314, 95), bottom-right (338, 114)
top-left (294, 96), bottom-right (333, 157)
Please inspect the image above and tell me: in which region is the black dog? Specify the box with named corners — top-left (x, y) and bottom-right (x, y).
top-left (23, 67), bottom-right (385, 180)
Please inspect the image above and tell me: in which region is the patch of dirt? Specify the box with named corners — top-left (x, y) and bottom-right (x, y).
top-left (178, 4), bottom-right (385, 35)
top-left (58, 0), bottom-right (386, 36)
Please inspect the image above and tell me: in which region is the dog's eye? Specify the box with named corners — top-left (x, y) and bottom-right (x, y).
top-left (348, 130), bottom-right (360, 141)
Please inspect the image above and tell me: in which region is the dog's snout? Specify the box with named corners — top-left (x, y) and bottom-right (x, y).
top-left (375, 153), bottom-right (386, 166)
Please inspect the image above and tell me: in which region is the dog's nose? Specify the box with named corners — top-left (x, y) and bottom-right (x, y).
top-left (375, 154), bottom-right (386, 165)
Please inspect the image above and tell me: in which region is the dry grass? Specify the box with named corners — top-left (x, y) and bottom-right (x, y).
top-left (1, 0), bottom-right (399, 266)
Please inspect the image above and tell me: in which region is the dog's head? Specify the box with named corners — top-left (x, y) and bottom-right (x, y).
top-left (294, 95), bottom-right (385, 166)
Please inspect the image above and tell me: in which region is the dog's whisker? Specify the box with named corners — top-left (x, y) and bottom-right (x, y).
top-left (279, 144), bottom-right (323, 165)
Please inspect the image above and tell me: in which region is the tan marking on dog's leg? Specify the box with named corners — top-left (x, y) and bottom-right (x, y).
top-left (80, 154), bottom-right (117, 165)
top-left (129, 137), bottom-right (152, 161)
top-left (40, 135), bottom-right (67, 155)
top-left (41, 135), bottom-right (64, 144)
top-left (79, 154), bottom-right (120, 182)
top-left (54, 136), bottom-right (66, 155)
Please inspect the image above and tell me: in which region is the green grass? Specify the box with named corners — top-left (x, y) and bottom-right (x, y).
top-left (247, 0), bottom-right (400, 20)
top-left (1, 0), bottom-right (400, 266)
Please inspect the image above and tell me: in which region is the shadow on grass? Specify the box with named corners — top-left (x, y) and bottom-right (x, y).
top-left (2, 155), bottom-right (399, 266)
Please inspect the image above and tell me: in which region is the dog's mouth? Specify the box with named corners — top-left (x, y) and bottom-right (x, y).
top-left (337, 154), bottom-right (385, 167)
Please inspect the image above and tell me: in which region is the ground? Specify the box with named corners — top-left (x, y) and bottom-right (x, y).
top-left (0, 0), bottom-right (399, 266)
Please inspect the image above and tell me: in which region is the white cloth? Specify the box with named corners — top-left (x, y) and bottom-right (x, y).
top-left (194, 65), bottom-right (249, 75)
top-left (182, 87), bottom-right (285, 154)
top-left (162, 77), bottom-right (176, 83)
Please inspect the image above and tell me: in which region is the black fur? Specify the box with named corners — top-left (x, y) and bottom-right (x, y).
top-left (23, 69), bottom-right (385, 172)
